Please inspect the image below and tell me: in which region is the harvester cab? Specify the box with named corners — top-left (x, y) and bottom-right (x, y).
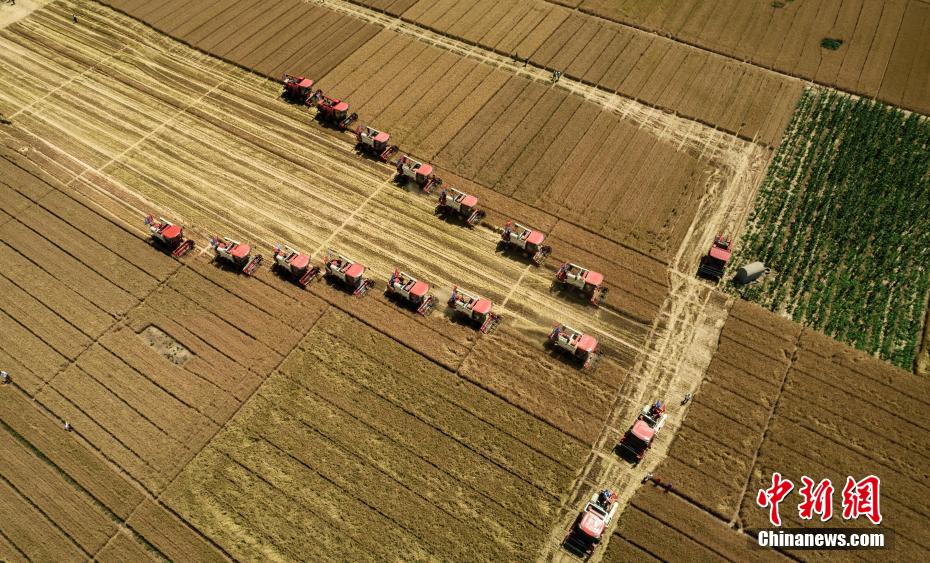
top-left (313, 91), bottom-right (357, 130)
top-left (144, 215), bottom-right (194, 257)
top-left (617, 400), bottom-right (668, 464)
top-left (282, 73), bottom-right (314, 104)
top-left (355, 124), bottom-right (399, 162)
top-left (556, 263), bottom-right (608, 306)
top-left (436, 187), bottom-right (485, 227)
top-left (386, 269), bottom-right (435, 315)
top-left (501, 221), bottom-right (552, 265)
top-left (210, 236), bottom-right (262, 275)
top-left (563, 489), bottom-right (619, 559)
top-left (396, 154), bottom-right (441, 193)
top-left (448, 285), bottom-right (501, 334)
top-left (698, 234), bottom-right (732, 282)
top-left (324, 250), bottom-right (374, 296)
top-left (548, 323), bottom-right (599, 369)
top-left (272, 245), bottom-right (320, 287)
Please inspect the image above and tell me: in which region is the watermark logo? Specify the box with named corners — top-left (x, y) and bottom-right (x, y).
top-left (756, 474), bottom-right (882, 526)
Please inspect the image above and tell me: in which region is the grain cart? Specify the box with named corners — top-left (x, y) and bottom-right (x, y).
top-left (355, 124), bottom-right (399, 162)
top-left (272, 245), bottom-right (320, 287)
top-left (616, 401), bottom-right (668, 464)
top-left (555, 263), bottom-right (608, 306)
top-left (436, 187), bottom-right (485, 227)
top-left (210, 237), bottom-right (263, 275)
top-left (396, 154), bottom-right (442, 193)
top-left (548, 323), bottom-right (599, 369)
top-left (312, 91), bottom-right (357, 130)
top-left (144, 215), bottom-right (194, 257)
top-left (385, 269), bottom-right (435, 315)
top-left (501, 221), bottom-right (551, 266)
top-left (282, 73), bottom-right (314, 104)
top-left (448, 285), bottom-right (501, 334)
top-left (323, 250), bottom-right (374, 296)
top-left (563, 489), bottom-right (619, 559)
top-left (698, 234), bottom-right (732, 282)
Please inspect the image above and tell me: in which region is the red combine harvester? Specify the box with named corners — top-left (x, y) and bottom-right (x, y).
top-left (616, 401), bottom-right (668, 464)
top-left (698, 234), bottom-right (732, 282)
top-left (563, 489), bottom-right (619, 559)
top-left (436, 187), bottom-right (485, 227)
top-left (385, 269), bottom-right (435, 315)
top-left (448, 285), bottom-right (501, 334)
top-left (210, 237), bottom-right (262, 275)
top-left (312, 91), bottom-right (357, 130)
top-left (282, 73), bottom-right (314, 104)
top-left (501, 221), bottom-right (551, 265)
top-left (272, 245), bottom-right (320, 288)
top-left (555, 263), bottom-right (608, 306)
top-left (144, 215), bottom-right (194, 257)
top-left (548, 323), bottom-right (599, 369)
top-left (323, 250), bottom-right (374, 296)
top-left (355, 124), bottom-right (398, 162)
top-left (396, 154), bottom-right (442, 193)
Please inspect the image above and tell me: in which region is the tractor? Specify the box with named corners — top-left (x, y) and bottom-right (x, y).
top-left (436, 187), bottom-right (485, 227)
top-left (500, 221), bottom-right (551, 266)
top-left (312, 91), bottom-right (357, 130)
top-left (698, 234), bottom-right (732, 282)
top-left (396, 154), bottom-right (442, 193)
top-left (385, 269), bottom-right (435, 315)
top-left (323, 250), bottom-right (374, 296)
top-left (210, 237), bottom-right (262, 275)
top-left (272, 245), bottom-right (320, 287)
top-left (355, 124), bottom-right (399, 162)
top-left (555, 263), bottom-right (608, 306)
top-left (548, 323), bottom-right (599, 369)
top-left (563, 489), bottom-right (619, 559)
top-left (616, 401), bottom-right (668, 464)
top-left (144, 215), bottom-right (194, 257)
top-left (448, 285), bottom-right (501, 334)
top-left (282, 73), bottom-right (314, 104)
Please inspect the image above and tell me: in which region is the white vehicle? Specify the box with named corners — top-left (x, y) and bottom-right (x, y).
top-left (210, 236), bottom-right (262, 275)
top-left (448, 285), bottom-right (500, 334)
top-left (556, 262), bottom-right (608, 306)
top-left (436, 187), bottom-right (485, 226)
top-left (386, 269), bottom-right (435, 315)
top-left (272, 245), bottom-right (319, 287)
top-left (396, 154), bottom-right (441, 193)
top-left (501, 221), bottom-right (551, 265)
top-left (548, 323), bottom-right (599, 369)
top-left (324, 251), bottom-right (373, 296)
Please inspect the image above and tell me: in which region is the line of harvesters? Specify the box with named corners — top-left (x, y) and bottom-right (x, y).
top-left (143, 72), bottom-right (729, 559)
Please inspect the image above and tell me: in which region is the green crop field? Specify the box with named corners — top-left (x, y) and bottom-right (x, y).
top-left (733, 88), bottom-right (930, 370)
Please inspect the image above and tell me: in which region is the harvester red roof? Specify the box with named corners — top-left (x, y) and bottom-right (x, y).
top-left (231, 244), bottom-right (250, 259)
top-left (460, 194), bottom-right (478, 208)
top-left (709, 246), bottom-right (731, 261)
top-left (576, 334), bottom-right (597, 353)
top-left (162, 224), bottom-right (181, 239)
top-left (373, 131), bottom-right (390, 143)
top-left (631, 419), bottom-right (656, 442)
top-left (472, 297), bottom-right (492, 315)
top-left (416, 163), bottom-right (432, 176)
top-left (333, 101), bottom-right (349, 112)
top-left (298, 78), bottom-right (313, 88)
top-left (409, 280), bottom-right (429, 297)
top-left (582, 270), bottom-right (603, 286)
top-left (578, 511), bottom-right (606, 538)
top-left (289, 254), bottom-right (310, 270)
top-left (526, 231), bottom-right (544, 245)
top-left (345, 262), bottom-right (364, 278)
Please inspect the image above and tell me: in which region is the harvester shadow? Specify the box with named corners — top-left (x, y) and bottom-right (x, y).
top-left (543, 340), bottom-right (604, 371)
top-left (495, 241), bottom-right (540, 266)
top-left (547, 280), bottom-right (597, 307)
top-left (433, 207), bottom-right (475, 228)
top-left (393, 175), bottom-right (426, 195)
top-left (320, 274), bottom-right (369, 296)
top-left (612, 443), bottom-right (640, 465)
top-left (209, 257), bottom-right (249, 275)
top-left (383, 290), bottom-right (425, 316)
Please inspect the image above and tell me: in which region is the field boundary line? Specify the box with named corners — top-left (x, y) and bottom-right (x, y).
top-left (310, 172), bottom-right (397, 259)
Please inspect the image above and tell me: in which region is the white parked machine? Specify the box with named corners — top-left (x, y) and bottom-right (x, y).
top-left (386, 269), bottom-right (435, 315)
top-left (563, 489), bottom-right (619, 559)
top-left (272, 245), bottom-right (320, 287)
top-left (396, 154), bottom-right (442, 193)
top-left (355, 124), bottom-right (399, 162)
top-left (436, 187), bottom-right (485, 227)
top-left (144, 215), bottom-right (194, 257)
top-left (448, 285), bottom-right (501, 334)
top-left (548, 323), bottom-right (599, 369)
top-left (555, 263), bottom-right (608, 306)
top-left (210, 237), bottom-right (262, 275)
top-left (501, 221), bottom-right (551, 265)
top-left (324, 250), bottom-right (374, 296)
